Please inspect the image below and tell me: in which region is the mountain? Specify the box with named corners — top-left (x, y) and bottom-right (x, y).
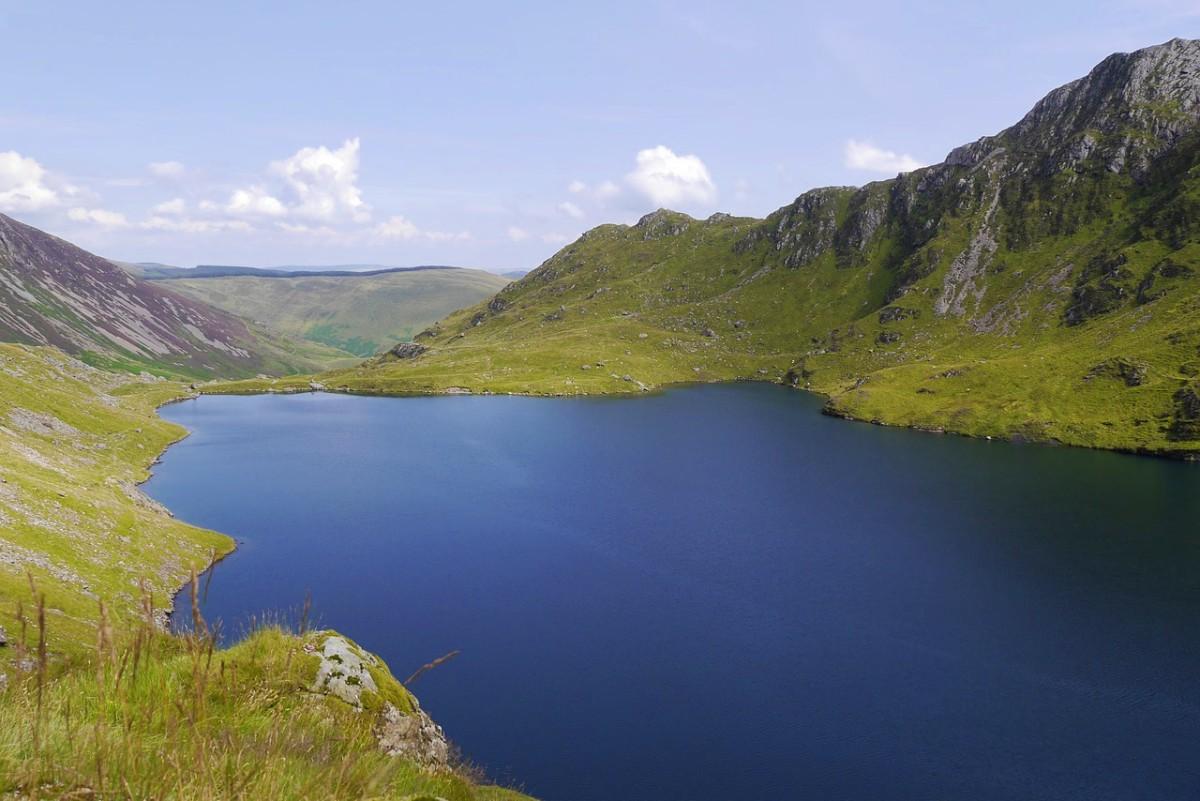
top-left (282, 38), bottom-right (1200, 457)
top-left (0, 214), bottom-right (346, 377)
top-left (158, 267), bottom-right (511, 357)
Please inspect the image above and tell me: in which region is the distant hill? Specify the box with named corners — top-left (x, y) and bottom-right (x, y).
top-left (162, 267), bottom-right (511, 357)
top-left (500, 269), bottom-right (530, 279)
top-left (0, 215), bottom-right (346, 378)
top-left (291, 38), bottom-right (1200, 458)
top-left (134, 263), bottom-right (462, 280)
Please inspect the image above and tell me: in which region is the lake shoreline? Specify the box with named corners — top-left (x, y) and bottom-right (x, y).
top-left (195, 376), bottom-right (1200, 463)
top-left (138, 387), bottom-right (239, 627)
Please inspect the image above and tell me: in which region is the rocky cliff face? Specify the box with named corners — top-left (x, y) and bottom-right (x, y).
top-left (950, 37), bottom-right (1200, 173)
top-left (738, 38), bottom-right (1200, 318)
top-left (0, 214), bottom-right (308, 376)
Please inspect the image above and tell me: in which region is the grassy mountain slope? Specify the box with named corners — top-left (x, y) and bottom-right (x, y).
top-left (0, 343), bottom-right (532, 799)
top-left (161, 268), bottom-right (510, 357)
top-left (0, 344), bottom-right (229, 650)
top-left (219, 38), bottom-right (1200, 457)
top-left (0, 215), bottom-right (347, 378)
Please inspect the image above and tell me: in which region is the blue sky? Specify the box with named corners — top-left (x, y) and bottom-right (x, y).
top-left (0, 1), bottom-right (1195, 271)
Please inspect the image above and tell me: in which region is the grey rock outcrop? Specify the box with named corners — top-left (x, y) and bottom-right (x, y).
top-left (311, 635), bottom-right (380, 707)
top-left (635, 209), bottom-right (693, 240)
top-left (388, 342), bottom-right (428, 360)
top-left (374, 700), bottom-right (450, 769)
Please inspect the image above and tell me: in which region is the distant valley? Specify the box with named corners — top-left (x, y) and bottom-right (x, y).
top-left (145, 264), bottom-right (510, 357)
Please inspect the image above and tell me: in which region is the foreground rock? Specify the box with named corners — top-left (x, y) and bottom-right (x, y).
top-left (305, 631), bottom-right (450, 769)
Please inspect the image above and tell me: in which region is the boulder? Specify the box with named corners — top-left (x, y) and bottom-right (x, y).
top-left (1084, 357), bottom-right (1147, 387)
top-left (305, 632), bottom-right (452, 770)
top-left (310, 635), bottom-right (380, 707)
top-left (388, 342), bottom-right (428, 360)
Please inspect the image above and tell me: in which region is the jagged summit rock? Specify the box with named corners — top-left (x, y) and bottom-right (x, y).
top-left (635, 209), bottom-right (695, 240)
top-left (947, 37), bottom-right (1200, 174)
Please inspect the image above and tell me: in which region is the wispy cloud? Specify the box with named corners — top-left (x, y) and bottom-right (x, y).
top-left (148, 161), bottom-right (186, 178)
top-left (843, 139), bottom-right (924, 174)
top-left (67, 207), bottom-right (129, 228)
top-left (558, 200), bottom-right (584, 219)
top-left (374, 214), bottom-right (470, 242)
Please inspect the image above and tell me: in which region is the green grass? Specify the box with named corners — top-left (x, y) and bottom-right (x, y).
top-left (0, 344), bottom-right (232, 652)
top-left (0, 589), bottom-right (531, 800)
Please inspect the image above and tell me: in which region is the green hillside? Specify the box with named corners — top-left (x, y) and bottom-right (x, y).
top-left (163, 268), bottom-right (511, 357)
top-left (222, 39), bottom-right (1200, 458)
top-left (0, 342), bottom-right (532, 799)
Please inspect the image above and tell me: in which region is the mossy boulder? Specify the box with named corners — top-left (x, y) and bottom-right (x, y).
top-left (304, 630), bottom-right (450, 769)
top-left (305, 631), bottom-right (414, 714)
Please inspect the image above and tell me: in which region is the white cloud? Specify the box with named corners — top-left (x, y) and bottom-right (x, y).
top-left (507, 226), bottom-right (530, 242)
top-left (595, 180), bottom-right (621, 200)
top-left (270, 138), bottom-right (368, 222)
top-left (844, 139), bottom-right (924, 174)
top-left (567, 179), bottom-right (587, 194)
top-left (626, 145), bottom-right (717, 208)
top-left (152, 197), bottom-right (186, 215)
top-left (374, 214), bottom-right (470, 242)
top-left (374, 215), bottom-right (420, 240)
top-left (148, 161), bottom-right (185, 178)
top-left (67, 207), bottom-right (129, 228)
top-left (226, 186), bottom-right (287, 217)
top-left (558, 200), bottom-right (584, 219)
top-left (221, 139), bottom-right (369, 224)
top-left (277, 222), bottom-right (340, 237)
top-left (425, 229), bottom-right (472, 242)
top-left (141, 216), bottom-right (252, 233)
top-left (0, 151), bottom-right (59, 211)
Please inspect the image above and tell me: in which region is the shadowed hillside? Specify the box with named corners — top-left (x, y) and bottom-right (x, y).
top-left (0, 215), bottom-right (347, 378)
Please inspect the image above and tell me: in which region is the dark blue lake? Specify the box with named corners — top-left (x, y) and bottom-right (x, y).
top-left (145, 384), bottom-right (1200, 801)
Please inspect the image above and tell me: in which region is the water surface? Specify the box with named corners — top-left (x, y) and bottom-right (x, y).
top-left (146, 385), bottom-right (1200, 801)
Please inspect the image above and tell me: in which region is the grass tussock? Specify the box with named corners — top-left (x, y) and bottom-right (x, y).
top-left (0, 573), bottom-right (531, 801)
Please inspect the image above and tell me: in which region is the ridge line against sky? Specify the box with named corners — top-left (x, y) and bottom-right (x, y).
top-left (0, 0), bottom-right (1195, 271)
